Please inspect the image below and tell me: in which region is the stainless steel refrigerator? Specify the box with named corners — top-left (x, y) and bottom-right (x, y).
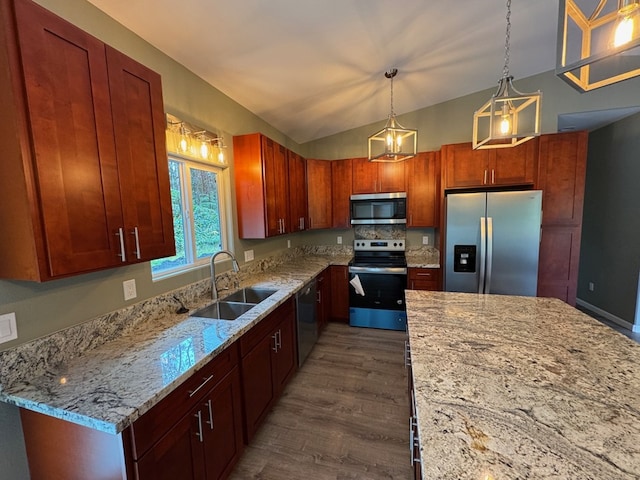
top-left (445, 191), bottom-right (542, 296)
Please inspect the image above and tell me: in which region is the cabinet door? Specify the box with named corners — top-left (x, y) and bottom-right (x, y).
top-left (442, 143), bottom-right (489, 189)
top-left (331, 159), bottom-right (352, 228)
top-left (330, 265), bottom-right (349, 322)
top-left (262, 137), bottom-right (288, 237)
top-left (491, 139), bottom-right (537, 186)
top-left (537, 131), bottom-right (588, 226)
top-left (407, 152), bottom-right (439, 227)
top-left (378, 161), bottom-right (406, 192)
top-left (240, 334), bottom-right (275, 442)
top-left (13, 0), bottom-right (125, 277)
top-left (287, 150), bottom-right (308, 232)
top-left (351, 157), bottom-right (378, 194)
top-left (135, 406), bottom-right (205, 480)
top-left (316, 268), bottom-right (331, 332)
top-left (202, 369), bottom-right (244, 480)
top-left (307, 159), bottom-right (332, 229)
top-left (107, 46), bottom-right (175, 262)
top-left (272, 310), bottom-right (297, 397)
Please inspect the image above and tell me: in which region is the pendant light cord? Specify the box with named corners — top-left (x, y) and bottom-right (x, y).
top-left (503, 0), bottom-right (511, 79)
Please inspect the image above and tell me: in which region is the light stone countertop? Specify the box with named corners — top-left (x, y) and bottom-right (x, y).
top-left (405, 290), bottom-right (640, 480)
top-left (0, 254), bottom-right (351, 434)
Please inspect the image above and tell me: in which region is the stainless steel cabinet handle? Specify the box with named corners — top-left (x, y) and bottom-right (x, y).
top-left (491, 169), bottom-right (495, 184)
top-left (116, 228), bottom-right (126, 262)
top-left (272, 333), bottom-right (278, 352)
top-left (188, 374), bottom-right (214, 398)
top-left (410, 417), bottom-right (421, 466)
top-left (194, 410), bottom-right (203, 443)
top-left (415, 272), bottom-right (433, 277)
top-left (483, 169), bottom-right (488, 185)
top-left (131, 226), bottom-right (141, 260)
top-left (205, 399), bottom-right (214, 430)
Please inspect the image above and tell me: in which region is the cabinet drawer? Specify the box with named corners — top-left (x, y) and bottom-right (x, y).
top-left (239, 299), bottom-right (294, 356)
top-left (408, 268), bottom-right (441, 291)
top-left (128, 341), bottom-right (239, 459)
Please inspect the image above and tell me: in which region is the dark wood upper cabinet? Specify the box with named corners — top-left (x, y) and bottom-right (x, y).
top-left (442, 140), bottom-right (537, 189)
top-left (306, 159), bottom-right (333, 229)
top-left (233, 133), bottom-right (289, 238)
top-left (352, 157), bottom-right (406, 194)
top-left (536, 132), bottom-right (587, 226)
top-left (331, 159), bottom-right (353, 228)
top-left (0, 0), bottom-right (174, 281)
top-left (407, 151), bottom-right (440, 228)
top-left (287, 150), bottom-right (308, 232)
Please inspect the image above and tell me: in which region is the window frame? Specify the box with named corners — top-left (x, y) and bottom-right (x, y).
top-left (152, 152), bottom-right (231, 280)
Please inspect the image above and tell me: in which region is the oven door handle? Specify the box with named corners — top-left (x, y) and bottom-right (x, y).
top-left (348, 266), bottom-right (407, 275)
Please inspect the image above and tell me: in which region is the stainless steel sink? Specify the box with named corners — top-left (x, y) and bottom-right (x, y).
top-left (223, 287), bottom-right (277, 304)
top-left (191, 301), bottom-right (255, 320)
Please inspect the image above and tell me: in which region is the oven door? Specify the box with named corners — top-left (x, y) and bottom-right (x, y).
top-left (348, 266), bottom-right (407, 331)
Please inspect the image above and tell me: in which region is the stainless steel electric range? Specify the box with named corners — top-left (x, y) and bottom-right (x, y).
top-left (348, 238), bottom-right (407, 331)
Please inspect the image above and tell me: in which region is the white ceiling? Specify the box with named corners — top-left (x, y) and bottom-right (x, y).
top-left (87, 0), bottom-right (561, 143)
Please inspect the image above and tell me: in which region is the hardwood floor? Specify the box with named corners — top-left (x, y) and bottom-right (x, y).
top-left (229, 322), bottom-right (411, 480)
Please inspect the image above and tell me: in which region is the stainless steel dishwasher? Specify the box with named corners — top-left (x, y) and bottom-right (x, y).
top-left (296, 279), bottom-right (318, 366)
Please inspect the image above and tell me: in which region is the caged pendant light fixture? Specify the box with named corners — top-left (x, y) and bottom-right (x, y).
top-left (472, 0), bottom-right (542, 150)
top-left (557, 0), bottom-right (640, 92)
top-left (367, 68), bottom-right (417, 163)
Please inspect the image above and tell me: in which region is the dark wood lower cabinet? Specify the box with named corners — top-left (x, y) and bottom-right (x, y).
top-left (240, 298), bottom-right (296, 443)
top-left (330, 265), bottom-right (349, 322)
top-left (407, 267), bottom-right (441, 291)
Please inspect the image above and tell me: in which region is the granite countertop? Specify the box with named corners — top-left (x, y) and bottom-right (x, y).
top-left (405, 291), bottom-right (640, 480)
top-left (0, 254), bottom-right (351, 435)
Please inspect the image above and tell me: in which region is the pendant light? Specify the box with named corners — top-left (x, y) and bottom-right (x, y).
top-left (367, 68), bottom-right (417, 163)
top-left (557, 0), bottom-right (640, 92)
top-left (472, 0), bottom-right (542, 149)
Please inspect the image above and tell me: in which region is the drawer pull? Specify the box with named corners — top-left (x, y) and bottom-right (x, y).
top-left (415, 272), bottom-right (434, 277)
top-left (189, 374), bottom-right (214, 398)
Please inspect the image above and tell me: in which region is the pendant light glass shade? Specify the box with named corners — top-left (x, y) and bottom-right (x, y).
top-left (368, 69), bottom-right (417, 163)
top-left (557, 0), bottom-right (640, 92)
top-left (473, 0), bottom-right (542, 150)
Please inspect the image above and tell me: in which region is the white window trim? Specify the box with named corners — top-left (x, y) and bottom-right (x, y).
top-left (152, 153), bottom-right (232, 281)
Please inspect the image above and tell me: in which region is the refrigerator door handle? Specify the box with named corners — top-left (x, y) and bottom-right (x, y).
top-left (486, 217), bottom-right (494, 294)
top-left (479, 217), bottom-right (486, 294)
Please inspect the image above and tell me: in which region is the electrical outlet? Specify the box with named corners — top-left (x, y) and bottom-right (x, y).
top-left (123, 279), bottom-right (137, 301)
top-left (244, 250), bottom-right (254, 262)
top-left (422, 236), bottom-right (429, 245)
top-left (337, 236), bottom-right (342, 245)
top-left (588, 281), bottom-right (595, 292)
top-left (0, 312), bottom-right (17, 344)
top-left (287, 240), bottom-right (291, 248)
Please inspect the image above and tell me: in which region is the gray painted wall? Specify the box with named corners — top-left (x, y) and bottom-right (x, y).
top-left (577, 112), bottom-right (640, 325)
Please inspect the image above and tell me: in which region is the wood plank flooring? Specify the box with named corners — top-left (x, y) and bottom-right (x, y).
top-left (229, 322), bottom-right (411, 480)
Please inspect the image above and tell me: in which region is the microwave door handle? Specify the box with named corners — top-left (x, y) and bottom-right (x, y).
top-left (478, 217), bottom-right (486, 294)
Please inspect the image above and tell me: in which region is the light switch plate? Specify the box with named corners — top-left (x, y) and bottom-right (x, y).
top-left (337, 236), bottom-right (343, 245)
top-left (287, 240), bottom-right (291, 248)
top-left (0, 312), bottom-right (18, 344)
top-left (123, 279), bottom-right (137, 301)
top-left (422, 236), bottom-right (429, 245)
top-left (244, 250), bottom-right (254, 262)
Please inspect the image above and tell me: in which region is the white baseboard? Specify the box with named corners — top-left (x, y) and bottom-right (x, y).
top-left (576, 298), bottom-right (640, 333)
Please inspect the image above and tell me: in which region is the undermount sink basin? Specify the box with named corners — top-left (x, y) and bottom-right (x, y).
top-left (191, 301), bottom-right (255, 321)
top-left (223, 287), bottom-right (277, 304)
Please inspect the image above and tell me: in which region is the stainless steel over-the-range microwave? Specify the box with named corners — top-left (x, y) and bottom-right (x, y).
top-left (350, 192), bottom-right (407, 225)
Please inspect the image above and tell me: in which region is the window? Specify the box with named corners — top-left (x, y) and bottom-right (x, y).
top-left (151, 156), bottom-right (227, 277)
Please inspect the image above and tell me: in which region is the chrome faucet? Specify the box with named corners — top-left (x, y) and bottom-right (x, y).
top-left (210, 250), bottom-right (240, 300)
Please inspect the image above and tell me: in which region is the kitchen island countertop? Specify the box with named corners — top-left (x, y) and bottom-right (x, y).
top-left (405, 290), bottom-right (640, 479)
